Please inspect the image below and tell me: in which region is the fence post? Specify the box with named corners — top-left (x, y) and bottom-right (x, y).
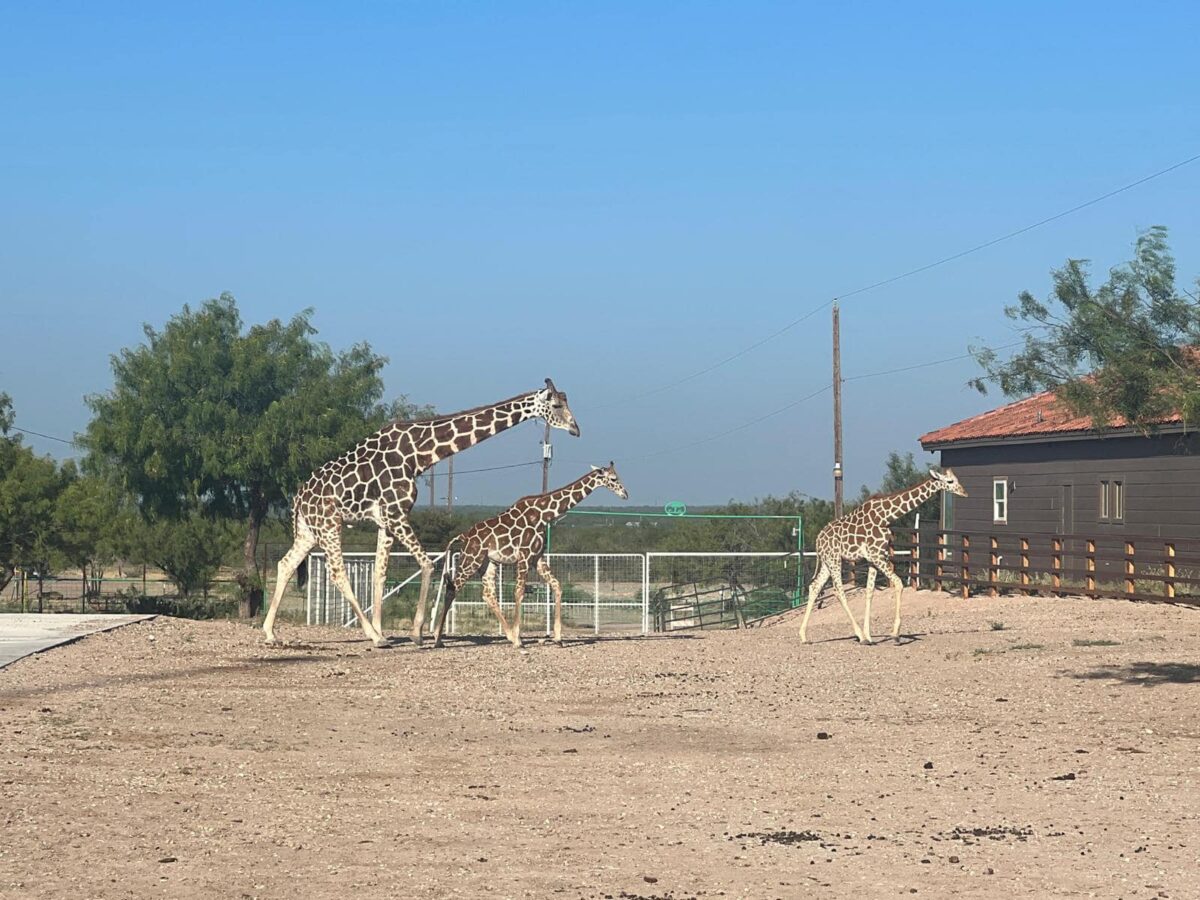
top-left (910, 528), bottom-right (920, 590)
top-left (1020, 537), bottom-right (1030, 594)
top-left (960, 534), bottom-right (970, 599)
top-left (1125, 541), bottom-right (1136, 597)
top-left (644, 555), bottom-right (651, 634)
top-left (1052, 538), bottom-right (1063, 593)
top-left (594, 555), bottom-right (601, 635)
top-left (1165, 542), bottom-right (1176, 600)
top-left (1086, 539), bottom-right (1096, 594)
top-left (989, 537), bottom-right (999, 596)
top-left (936, 532), bottom-right (946, 592)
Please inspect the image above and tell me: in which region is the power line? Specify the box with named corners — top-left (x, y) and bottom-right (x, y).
top-left (601, 340), bottom-right (1023, 464)
top-left (9, 426), bottom-right (79, 446)
top-left (599, 151), bottom-right (1200, 407)
top-left (11, 420), bottom-right (541, 479)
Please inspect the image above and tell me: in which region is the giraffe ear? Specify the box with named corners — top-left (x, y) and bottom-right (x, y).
top-left (590, 464), bottom-right (601, 471)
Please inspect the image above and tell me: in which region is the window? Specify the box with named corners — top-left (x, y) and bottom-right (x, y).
top-left (1100, 479), bottom-right (1125, 524)
top-left (993, 478), bottom-right (1008, 524)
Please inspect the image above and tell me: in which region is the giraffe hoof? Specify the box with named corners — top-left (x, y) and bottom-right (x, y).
top-left (263, 636), bottom-right (281, 647)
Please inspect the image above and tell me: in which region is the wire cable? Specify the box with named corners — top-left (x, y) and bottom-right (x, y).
top-left (598, 152), bottom-right (1200, 407)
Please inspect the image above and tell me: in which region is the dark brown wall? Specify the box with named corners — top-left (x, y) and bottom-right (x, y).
top-left (938, 432), bottom-right (1200, 539)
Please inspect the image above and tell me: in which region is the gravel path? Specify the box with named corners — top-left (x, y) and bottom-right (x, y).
top-left (0, 591), bottom-right (1197, 899)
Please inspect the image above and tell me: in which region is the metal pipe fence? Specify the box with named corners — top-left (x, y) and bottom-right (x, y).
top-left (305, 551), bottom-right (809, 634)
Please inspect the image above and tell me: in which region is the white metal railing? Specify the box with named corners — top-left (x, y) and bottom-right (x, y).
top-left (306, 552), bottom-right (648, 636)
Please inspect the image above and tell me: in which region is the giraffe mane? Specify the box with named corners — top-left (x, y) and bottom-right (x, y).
top-left (859, 478), bottom-right (934, 506)
top-left (511, 470), bottom-right (595, 505)
top-left (386, 388), bottom-right (538, 427)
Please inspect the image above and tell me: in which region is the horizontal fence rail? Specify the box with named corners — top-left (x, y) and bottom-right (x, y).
top-left (890, 529), bottom-right (1200, 606)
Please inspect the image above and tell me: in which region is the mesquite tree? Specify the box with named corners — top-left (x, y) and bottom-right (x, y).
top-left (83, 294), bottom-right (427, 616)
top-left (971, 226), bottom-right (1200, 428)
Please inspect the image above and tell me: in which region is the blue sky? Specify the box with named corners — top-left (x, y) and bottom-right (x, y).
top-left (2, 2), bottom-right (1199, 505)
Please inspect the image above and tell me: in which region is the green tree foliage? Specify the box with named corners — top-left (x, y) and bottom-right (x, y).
top-left (858, 451), bottom-right (937, 528)
top-left (52, 462), bottom-right (127, 588)
top-left (0, 395), bottom-right (65, 592)
top-left (126, 513), bottom-right (238, 599)
top-left (971, 227), bottom-right (1200, 428)
top-left (83, 294), bottom-right (425, 614)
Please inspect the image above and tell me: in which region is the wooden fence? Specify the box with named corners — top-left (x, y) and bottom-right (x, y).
top-left (889, 529), bottom-right (1200, 606)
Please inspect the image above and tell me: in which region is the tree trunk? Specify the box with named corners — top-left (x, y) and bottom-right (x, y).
top-left (237, 496), bottom-right (267, 618)
top-left (0, 564), bottom-right (13, 595)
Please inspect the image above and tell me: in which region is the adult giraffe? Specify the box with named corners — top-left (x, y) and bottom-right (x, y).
top-left (262, 379), bottom-right (580, 647)
top-left (800, 468), bottom-right (967, 644)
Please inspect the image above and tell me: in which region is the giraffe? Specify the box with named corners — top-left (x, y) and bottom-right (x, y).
top-left (419, 463), bottom-right (629, 649)
top-left (262, 379), bottom-right (581, 647)
top-left (800, 468), bottom-right (967, 644)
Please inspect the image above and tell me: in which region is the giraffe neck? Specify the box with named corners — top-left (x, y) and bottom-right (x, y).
top-left (872, 478), bottom-right (940, 525)
top-left (403, 391), bottom-right (541, 471)
top-left (536, 470), bottom-right (606, 522)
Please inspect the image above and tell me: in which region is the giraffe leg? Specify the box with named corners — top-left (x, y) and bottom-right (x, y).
top-left (862, 565), bottom-right (878, 644)
top-left (388, 514), bottom-right (436, 647)
top-left (478, 562), bottom-right (514, 641)
top-left (862, 553), bottom-right (907, 638)
top-left (830, 562), bottom-right (868, 644)
top-left (508, 564), bottom-right (528, 648)
top-left (323, 532), bottom-right (385, 646)
top-left (370, 526), bottom-right (394, 640)
top-left (537, 557), bottom-right (564, 644)
top-left (263, 522), bottom-right (317, 644)
top-left (799, 561), bottom-right (830, 643)
top-left (433, 544), bottom-right (484, 648)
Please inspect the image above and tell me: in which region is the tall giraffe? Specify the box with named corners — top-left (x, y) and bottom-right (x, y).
top-left (800, 468), bottom-right (967, 644)
top-left (262, 380), bottom-right (580, 647)
top-left (419, 463), bottom-right (628, 649)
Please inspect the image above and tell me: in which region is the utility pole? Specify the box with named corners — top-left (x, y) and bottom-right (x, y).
top-left (428, 466), bottom-right (436, 508)
top-left (541, 422), bottom-right (552, 494)
top-left (833, 301), bottom-right (844, 519)
top-left (447, 457), bottom-right (454, 513)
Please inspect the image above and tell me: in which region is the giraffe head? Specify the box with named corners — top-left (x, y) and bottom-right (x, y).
top-left (591, 462), bottom-right (629, 499)
top-left (535, 378), bottom-right (581, 436)
top-left (930, 467), bottom-right (968, 497)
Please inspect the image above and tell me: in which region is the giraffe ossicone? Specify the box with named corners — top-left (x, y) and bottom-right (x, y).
top-left (261, 380), bottom-right (581, 647)
top-left (800, 467), bottom-right (967, 644)
top-left (420, 463), bottom-right (629, 649)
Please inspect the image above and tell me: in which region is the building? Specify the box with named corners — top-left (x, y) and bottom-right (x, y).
top-left (919, 390), bottom-right (1200, 539)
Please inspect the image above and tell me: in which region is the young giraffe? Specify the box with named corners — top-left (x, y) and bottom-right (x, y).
top-left (420, 463), bottom-right (629, 649)
top-left (262, 380), bottom-right (580, 647)
top-left (800, 468), bottom-right (967, 644)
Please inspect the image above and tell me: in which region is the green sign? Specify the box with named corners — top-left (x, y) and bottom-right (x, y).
top-left (664, 501), bottom-right (687, 516)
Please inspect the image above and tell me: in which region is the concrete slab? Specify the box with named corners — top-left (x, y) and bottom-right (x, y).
top-left (0, 614), bottom-right (154, 670)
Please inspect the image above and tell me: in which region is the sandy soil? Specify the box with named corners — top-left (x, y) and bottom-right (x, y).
top-left (1, 590), bottom-right (1198, 899)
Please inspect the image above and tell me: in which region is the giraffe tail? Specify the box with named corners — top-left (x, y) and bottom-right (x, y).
top-left (441, 533), bottom-right (467, 589)
top-left (292, 500), bottom-right (308, 589)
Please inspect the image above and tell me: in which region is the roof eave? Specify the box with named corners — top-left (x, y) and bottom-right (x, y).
top-left (921, 421), bottom-right (1190, 452)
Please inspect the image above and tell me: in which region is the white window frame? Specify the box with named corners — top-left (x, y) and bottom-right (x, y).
top-left (1099, 480), bottom-right (1110, 521)
top-left (992, 478), bottom-right (1008, 525)
top-left (1112, 480), bottom-right (1124, 522)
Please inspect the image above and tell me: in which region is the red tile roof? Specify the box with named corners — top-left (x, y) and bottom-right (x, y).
top-left (919, 390), bottom-right (1183, 447)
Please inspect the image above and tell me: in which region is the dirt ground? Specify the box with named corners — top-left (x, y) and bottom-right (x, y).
top-left (1, 591), bottom-right (1198, 900)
